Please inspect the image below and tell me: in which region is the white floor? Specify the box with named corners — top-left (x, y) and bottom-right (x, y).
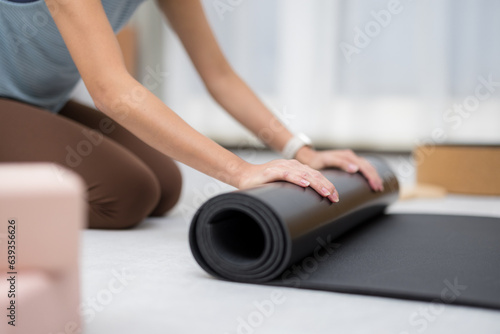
top-left (79, 151), bottom-right (500, 334)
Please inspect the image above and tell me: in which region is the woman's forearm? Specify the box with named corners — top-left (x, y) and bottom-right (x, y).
top-left (95, 74), bottom-right (249, 188)
top-left (206, 71), bottom-right (294, 153)
top-left (157, 0), bottom-right (293, 153)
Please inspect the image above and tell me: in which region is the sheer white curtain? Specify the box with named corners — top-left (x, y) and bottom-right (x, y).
top-left (161, 0), bottom-right (500, 150)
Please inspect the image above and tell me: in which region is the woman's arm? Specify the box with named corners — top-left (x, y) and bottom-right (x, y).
top-left (156, 0), bottom-right (384, 191)
top-left (156, 0), bottom-right (293, 152)
top-left (45, 0), bottom-right (341, 201)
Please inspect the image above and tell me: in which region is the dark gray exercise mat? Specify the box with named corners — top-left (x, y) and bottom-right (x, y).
top-left (189, 158), bottom-right (500, 310)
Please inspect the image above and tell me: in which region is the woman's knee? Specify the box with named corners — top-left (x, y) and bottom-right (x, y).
top-left (87, 159), bottom-right (161, 229)
top-left (149, 161), bottom-right (182, 217)
top-left (59, 99), bottom-right (183, 219)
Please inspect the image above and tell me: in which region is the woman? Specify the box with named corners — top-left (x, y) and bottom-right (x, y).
top-left (0, 0), bottom-right (383, 229)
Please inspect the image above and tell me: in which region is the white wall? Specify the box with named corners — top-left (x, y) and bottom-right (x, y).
top-left (162, 0), bottom-right (500, 151)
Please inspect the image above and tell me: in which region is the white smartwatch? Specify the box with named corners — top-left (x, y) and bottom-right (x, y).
top-left (281, 133), bottom-right (313, 159)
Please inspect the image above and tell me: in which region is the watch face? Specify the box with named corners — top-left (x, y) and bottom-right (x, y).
top-left (298, 133), bottom-right (312, 145)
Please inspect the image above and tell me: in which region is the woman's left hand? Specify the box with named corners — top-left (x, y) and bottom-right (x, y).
top-left (295, 147), bottom-right (384, 192)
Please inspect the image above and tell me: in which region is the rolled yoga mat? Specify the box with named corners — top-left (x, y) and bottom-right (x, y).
top-left (189, 158), bottom-right (500, 310)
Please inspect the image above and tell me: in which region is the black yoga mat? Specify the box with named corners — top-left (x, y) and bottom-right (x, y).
top-left (189, 158), bottom-right (500, 310)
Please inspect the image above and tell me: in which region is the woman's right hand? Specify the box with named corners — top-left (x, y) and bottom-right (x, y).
top-left (237, 159), bottom-right (340, 202)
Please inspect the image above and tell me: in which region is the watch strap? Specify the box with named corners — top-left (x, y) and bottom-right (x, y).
top-left (281, 133), bottom-right (312, 159)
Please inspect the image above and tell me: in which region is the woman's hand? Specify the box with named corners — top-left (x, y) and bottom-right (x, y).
top-left (237, 159), bottom-right (340, 202)
top-left (295, 147), bottom-right (384, 192)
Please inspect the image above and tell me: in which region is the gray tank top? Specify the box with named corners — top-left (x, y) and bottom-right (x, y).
top-left (0, 0), bottom-right (145, 112)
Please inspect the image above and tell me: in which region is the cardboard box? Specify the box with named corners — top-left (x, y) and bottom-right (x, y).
top-left (414, 144), bottom-right (500, 195)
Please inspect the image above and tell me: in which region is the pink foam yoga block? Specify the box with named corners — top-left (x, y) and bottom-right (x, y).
top-left (0, 163), bottom-right (86, 334)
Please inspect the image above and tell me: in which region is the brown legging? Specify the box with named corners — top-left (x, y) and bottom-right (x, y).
top-left (0, 98), bottom-right (182, 229)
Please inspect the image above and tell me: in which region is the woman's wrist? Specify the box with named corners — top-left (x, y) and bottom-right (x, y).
top-left (221, 157), bottom-right (252, 189)
top-left (295, 146), bottom-right (316, 165)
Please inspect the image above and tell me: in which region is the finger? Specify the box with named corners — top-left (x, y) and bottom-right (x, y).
top-left (338, 153), bottom-right (384, 191)
top-left (323, 155), bottom-right (359, 173)
top-left (341, 150), bottom-right (362, 173)
top-left (305, 167), bottom-right (339, 202)
top-left (356, 159), bottom-right (384, 191)
top-left (263, 162), bottom-right (340, 202)
top-left (260, 164), bottom-right (312, 188)
top-left (284, 170), bottom-right (312, 188)
top-left (286, 164), bottom-right (338, 201)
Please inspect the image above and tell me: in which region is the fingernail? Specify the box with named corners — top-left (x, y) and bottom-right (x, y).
top-left (300, 179), bottom-right (310, 186)
top-left (330, 193), bottom-right (340, 203)
top-left (321, 187), bottom-right (330, 196)
top-left (348, 164), bottom-right (359, 172)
